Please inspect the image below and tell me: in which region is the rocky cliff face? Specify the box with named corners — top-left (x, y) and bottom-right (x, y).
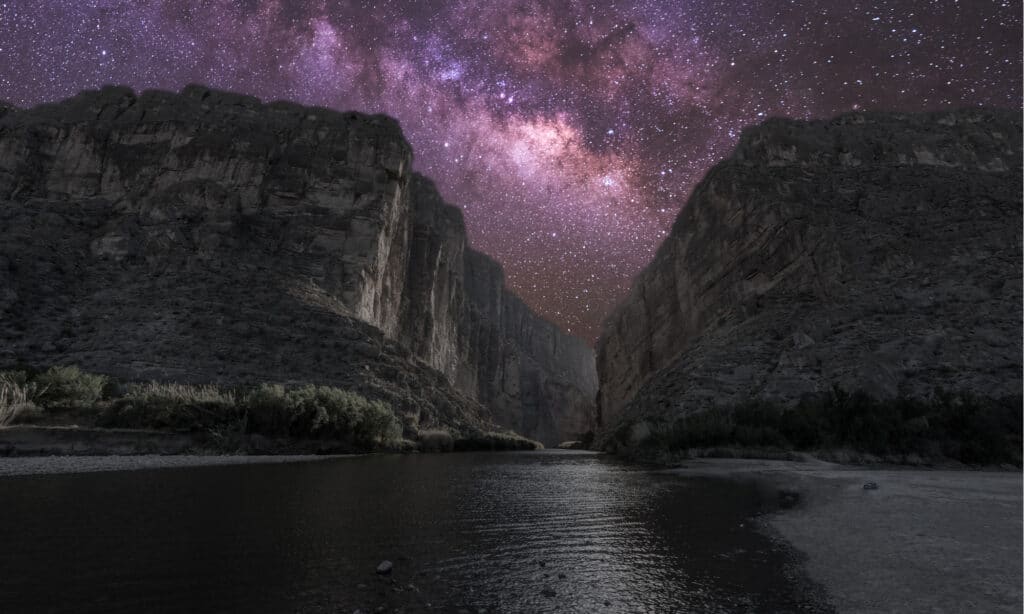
top-left (0, 85), bottom-right (596, 444)
top-left (597, 109), bottom-right (1022, 433)
top-left (402, 176), bottom-right (597, 443)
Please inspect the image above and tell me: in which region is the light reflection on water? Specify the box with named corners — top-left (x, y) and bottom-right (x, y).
top-left (0, 451), bottom-right (826, 613)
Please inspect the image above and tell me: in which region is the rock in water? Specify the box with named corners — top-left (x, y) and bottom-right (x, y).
top-left (0, 85), bottom-right (596, 444)
top-left (596, 109), bottom-right (1022, 437)
top-left (376, 560), bottom-right (393, 575)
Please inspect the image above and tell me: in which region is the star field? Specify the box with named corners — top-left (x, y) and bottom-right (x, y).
top-left (1, 1), bottom-right (1020, 341)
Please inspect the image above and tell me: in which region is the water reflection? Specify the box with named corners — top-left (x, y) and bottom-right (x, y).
top-left (0, 451), bottom-right (826, 613)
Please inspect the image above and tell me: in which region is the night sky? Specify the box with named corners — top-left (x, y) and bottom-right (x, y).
top-left (1, 1), bottom-right (1020, 342)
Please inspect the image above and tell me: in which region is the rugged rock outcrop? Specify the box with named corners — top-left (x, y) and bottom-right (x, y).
top-left (402, 176), bottom-right (597, 443)
top-left (0, 85), bottom-right (596, 444)
top-left (597, 109), bottom-right (1022, 434)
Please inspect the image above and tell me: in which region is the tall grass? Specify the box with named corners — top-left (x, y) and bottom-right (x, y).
top-left (101, 382), bottom-right (239, 431)
top-left (0, 371), bottom-right (38, 426)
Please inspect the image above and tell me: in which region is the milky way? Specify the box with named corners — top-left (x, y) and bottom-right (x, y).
top-left (1, 1), bottom-right (1020, 341)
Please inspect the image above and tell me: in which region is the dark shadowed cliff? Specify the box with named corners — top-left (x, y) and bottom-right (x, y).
top-left (0, 85), bottom-right (596, 445)
top-left (597, 109), bottom-right (1022, 443)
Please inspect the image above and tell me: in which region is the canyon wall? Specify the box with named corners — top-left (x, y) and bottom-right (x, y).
top-left (0, 85), bottom-right (596, 444)
top-left (401, 175), bottom-right (597, 443)
top-left (597, 109), bottom-right (1022, 434)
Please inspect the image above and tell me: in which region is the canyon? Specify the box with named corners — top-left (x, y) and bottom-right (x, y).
top-left (597, 108), bottom-right (1022, 445)
top-left (0, 85), bottom-right (596, 446)
top-left (1, 89), bottom-right (1019, 455)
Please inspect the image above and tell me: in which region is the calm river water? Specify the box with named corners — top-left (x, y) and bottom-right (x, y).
top-left (0, 451), bottom-right (828, 613)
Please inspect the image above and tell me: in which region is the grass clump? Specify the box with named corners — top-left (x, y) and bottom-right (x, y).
top-left (626, 387), bottom-right (1022, 467)
top-left (100, 382), bottom-right (239, 431)
top-left (0, 371), bottom-right (41, 426)
top-left (33, 366), bottom-right (107, 410)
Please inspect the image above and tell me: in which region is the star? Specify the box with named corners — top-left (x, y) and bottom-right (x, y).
top-left (1, 0), bottom-right (1020, 342)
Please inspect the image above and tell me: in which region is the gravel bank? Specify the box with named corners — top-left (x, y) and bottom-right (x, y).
top-left (0, 454), bottom-right (348, 477)
top-left (667, 458), bottom-right (1022, 613)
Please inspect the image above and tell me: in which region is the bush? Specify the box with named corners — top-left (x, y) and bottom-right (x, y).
top-left (100, 382), bottom-right (239, 431)
top-left (629, 388), bottom-right (1023, 466)
top-left (417, 429), bottom-right (454, 452)
top-left (454, 430), bottom-right (541, 451)
top-left (33, 366), bottom-right (108, 410)
top-left (243, 384), bottom-right (292, 435)
top-left (243, 384), bottom-right (401, 447)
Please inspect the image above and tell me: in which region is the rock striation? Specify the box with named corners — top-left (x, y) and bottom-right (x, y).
top-left (402, 176), bottom-right (597, 444)
top-left (597, 109), bottom-right (1022, 434)
top-left (0, 85), bottom-right (596, 444)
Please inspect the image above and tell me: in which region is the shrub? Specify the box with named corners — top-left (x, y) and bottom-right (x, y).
top-left (242, 384), bottom-right (401, 447)
top-left (417, 429), bottom-right (454, 452)
top-left (100, 382), bottom-right (239, 431)
top-left (33, 366), bottom-right (108, 410)
top-left (628, 388), bottom-right (1023, 466)
top-left (243, 384), bottom-right (292, 435)
top-left (353, 398), bottom-right (403, 448)
top-left (454, 430), bottom-right (541, 451)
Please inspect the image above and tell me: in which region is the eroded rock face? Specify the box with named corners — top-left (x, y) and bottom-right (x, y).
top-left (461, 248), bottom-right (598, 445)
top-left (596, 109), bottom-right (1022, 433)
top-left (403, 176), bottom-right (597, 444)
top-left (0, 85), bottom-right (596, 443)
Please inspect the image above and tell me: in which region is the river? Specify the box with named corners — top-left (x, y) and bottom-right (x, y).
top-left (0, 451), bottom-right (829, 613)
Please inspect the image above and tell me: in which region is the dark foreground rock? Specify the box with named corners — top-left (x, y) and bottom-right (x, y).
top-left (596, 109), bottom-right (1022, 451)
top-left (0, 85), bottom-right (596, 445)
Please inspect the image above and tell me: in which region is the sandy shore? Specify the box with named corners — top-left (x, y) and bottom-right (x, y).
top-left (667, 458), bottom-right (1023, 613)
top-left (0, 453), bottom-right (347, 476)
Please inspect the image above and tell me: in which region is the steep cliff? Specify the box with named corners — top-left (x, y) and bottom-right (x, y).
top-left (0, 85), bottom-right (596, 444)
top-left (402, 176), bottom-right (596, 444)
top-left (597, 109), bottom-right (1022, 435)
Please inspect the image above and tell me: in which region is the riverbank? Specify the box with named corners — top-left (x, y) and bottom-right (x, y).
top-left (0, 424), bottom-right (542, 458)
top-left (0, 424), bottom-right (376, 456)
top-left (667, 457), bottom-right (1023, 613)
top-left (0, 368), bottom-right (541, 457)
top-left (0, 453), bottom-right (346, 476)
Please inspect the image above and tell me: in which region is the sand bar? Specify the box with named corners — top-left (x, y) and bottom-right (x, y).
top-left (667, 458), bottom-right (1023, 613)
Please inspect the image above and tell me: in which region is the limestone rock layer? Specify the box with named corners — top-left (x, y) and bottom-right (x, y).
top-left (0, 85), bottom-right (596, 445)
top-left (596, 109), bottom-right (1022, 432)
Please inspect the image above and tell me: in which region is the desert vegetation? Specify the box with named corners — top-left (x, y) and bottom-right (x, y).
top-left (616, 387), bottom-right (1022, 467)
top-left (416, 429), bottom-right (455, 452)
top-left (451, 430), bottom-right (540, 451)
top-left (32, 366), bottom-right (108, 410)
top-left (0, 371), bottom-right (39, 426)
top-left (411, 427), bottom-right (540, 452)
top-left (0, 366), bottom-right (542, 454)
top-left (0, 366), bottom-right (403, 452)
